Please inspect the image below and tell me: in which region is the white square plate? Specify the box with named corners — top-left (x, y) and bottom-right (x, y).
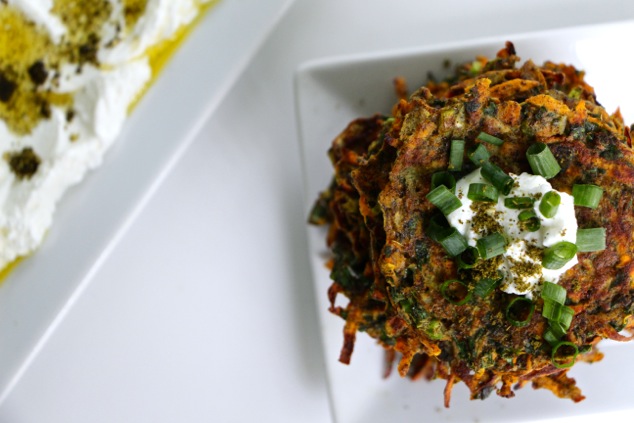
top-left (0, 0), bottom-right (293, 404)
top-left (296, 20), bottom-right (634, 423)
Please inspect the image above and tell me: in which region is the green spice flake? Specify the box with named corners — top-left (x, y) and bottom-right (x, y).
top-left (5, 147), bottom-right (41, 180)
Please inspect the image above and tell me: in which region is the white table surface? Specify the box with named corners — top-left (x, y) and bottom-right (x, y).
top-left (1, 0), bottom-right (634, 422)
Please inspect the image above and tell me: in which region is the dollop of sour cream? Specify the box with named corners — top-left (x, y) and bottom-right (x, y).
top-left (447, 168), bottom-right (578, 297)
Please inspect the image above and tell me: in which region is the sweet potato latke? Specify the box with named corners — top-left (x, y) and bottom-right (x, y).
top-left (309, 42), bottom-right (634, 406)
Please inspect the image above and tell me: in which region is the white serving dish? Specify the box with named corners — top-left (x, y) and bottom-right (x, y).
top-left (296, 20), bottom-right (634, 423)
top-left (0, 0), bottom-right (294, 404)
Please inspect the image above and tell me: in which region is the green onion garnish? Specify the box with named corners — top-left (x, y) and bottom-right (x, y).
top-left (542, 241), bottom-right (577, 270)
top-left (476, 232), bottom-right (507, 259)
top-left (518, 210), bottom-right (541, 232)
top-left (542, 300), bottom-right (574, 329)
top-left (426, 214), bottom-right (449, 242)
top-left (518, 209), bottom-right (536, 221)
top-left (473, 276), bottom-right (501, 298)
top-left (468, 144), bottom-right (490, 166)
top-left (542, 300), bottom-right (561, 321)
top-left (572, 184), bottom-right (603, 209)
top-left (541, 281), bottom-right (566, 305)
top-left (431, 171), bottom-right (457, 193)
top-left (576, 227), bottom-right (607, 252)
top-left (504, 196), bottom-right (535, 209)
top-left (505, 297), bottom-right (535, 327)
top-left (549, 321), bottom-right (567, 339)
top-left (438, 228), bottom-right (469, 256)
top-left (540, 282), bottom-right (575, 344)
top-left (543, 328), bottom-right (560, 346)
top-left (467, 183), bottom-right (499, 202)
top-left (477, 132), bottom-right (504, 146)
top-left (426, 185), bottom-right (462, 216)
top-left (440, 279), bottom-right (471, 305)
top-left (526, 143), bottom-right (561, 179)
top-left (558, 305), bottom-right (574, 329)
top-left (481, 162), bottom-right (514, 196)
top-left (448, 140), bottom-right (465, 171)
top-left (551, 341), bottom-right (579, 369)
top-left (539, 191), bottom-right (561, 218)
top-left (457, 246), bottom-right (479, 269)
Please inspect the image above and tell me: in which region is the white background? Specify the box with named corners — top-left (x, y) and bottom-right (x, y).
top-left (1, 0), bottom-right (634, 422)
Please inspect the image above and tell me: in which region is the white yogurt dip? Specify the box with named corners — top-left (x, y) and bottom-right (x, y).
top-left (447, 168), bottom-right (578, 297)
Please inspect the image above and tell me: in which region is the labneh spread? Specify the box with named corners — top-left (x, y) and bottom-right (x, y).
top-left (0, 0), bottom-right (212, 270)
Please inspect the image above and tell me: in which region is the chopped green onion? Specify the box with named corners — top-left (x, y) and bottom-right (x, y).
top-left (473, 276), bottom-right (501, 298)
top-left (426, 214), bottom-right (449, 242)
top-left (505, 297), bottom-right (535, 327)
top-left (542, 300), bottom-right (574, 328)
top-left (438, 228), bottom-right (468, 256)
top-left (558, 305), bottom-right (574, 330)
top-left (518, 210), bottom-right (541, 232)
top-left (543, 241), bottom-right (577, 270)
top-left (448, 140), bottom-right (465, 171)
top-left (524, 219), bottom-right (541, 232)
top-left (539, 191), bottom-right (561, 218)
top-left (572, 184), bottom-right (603, 209)
top-left (542, 299), bottom-right (561, 321)
top-left (481, 161), bottom-right (514, 195)
top-left (526, 143), bottom-right (561, 179)
top-left (541, 282), bottom-right (575, 346)
top-left (543, 328), bottom-right (561, 346)
top-left (440, 279), bottom-right (471, 305)
top-left (549, 321), bottom-right (567, 339)
top-left (431, 171), bottom-right (456, 193)
top-left (576, 227), bottom-right (607, 252)
top-left (551, 341), bottom-right (579, 369)
top-left (467, 183), bottom-right (499, 202)
top-left (426, 185), bottom-right (462, 215)
top-left (504, 196), bottom-right (535, 209)
top-left (477, 132), bottom-right (504, 146)
top-left (541, 281), bottom-right (566, 305)
top-left (457, 246), bottom-right (479, 269)
top-left (476, 232), bottom-right (507, 259)
top-left (468, 144), bottom-right (490, 166)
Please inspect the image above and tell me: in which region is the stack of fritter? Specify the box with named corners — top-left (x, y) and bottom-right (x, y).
top-left (309, 42), bottom-right (634, 405)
